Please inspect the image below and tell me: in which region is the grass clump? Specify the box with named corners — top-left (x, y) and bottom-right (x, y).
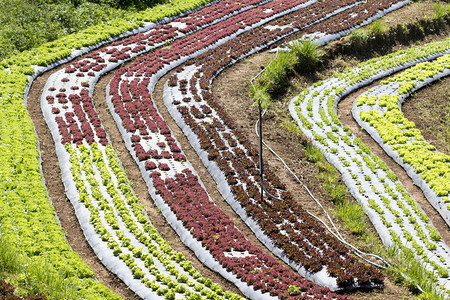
top-left (349, 28), bottom-right (369, 43)
top-left (258, 51), bottom-right (297, 96)
top-left (305, 143), bottom-right (323, 163)
top-left (334, 200), bottom-right (368, 236)
top-left (433, 2), bottom-right (450, 19)
top-left (288, 39), bottom-right (324, 72)
top-left (369, 19), bottom-right (387, 36)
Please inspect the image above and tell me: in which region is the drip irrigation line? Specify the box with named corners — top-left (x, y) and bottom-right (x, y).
top-left (249, 41), bottom-right (429, 295)
top-left (254, 99), bottom-right (428, 295)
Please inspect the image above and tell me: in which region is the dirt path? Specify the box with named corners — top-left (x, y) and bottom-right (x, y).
top-left (27, 67), bottom-right (140, 300)
top-left (402, 76), bottom-right (450, 156)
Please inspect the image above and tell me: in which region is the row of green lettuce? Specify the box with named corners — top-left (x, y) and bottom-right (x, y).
top-left (357, 54), bottom-right (449, 199)
top-left (65, 143), bottom-right (240, 300)
top-left (0, 0), bottom-right (216, 298)
top-left (289, 38), bottom-right (450, 293)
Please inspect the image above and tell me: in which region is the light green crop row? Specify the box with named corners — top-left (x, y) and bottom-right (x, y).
top-left (290, 39), bottom-right (450, 287)
top-left (358, 54), bottom-right (450, 197)
top-left (65, 143), bottom-right (240, 300)
top-left (0, 97), bottom-right (120, 300)
top-left (0, 0), bottom-right (214, 297)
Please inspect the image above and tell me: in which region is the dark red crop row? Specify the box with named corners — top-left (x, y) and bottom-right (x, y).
top-left (57, 0), bottom-right (276, 84)
top-left (176, 0), bottom-right (269, 32)
top-left (302, 0), bottom-right (400, 35)
top-left (49, 87), bottom-right (108, 146)
top-left (165, 0), bottom-right (405, 288)
top-left (62, 0), bottom-right (292, 80)
top-left (48, 0), bottom-right (312, 151)
top-left (151, 169), bottom-right (347, 299)
top-left (108, 72), bottom-right (348, 297)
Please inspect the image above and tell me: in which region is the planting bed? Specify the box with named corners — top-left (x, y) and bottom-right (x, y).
top-left (353, 55), bottom-right (450, 225)
top-left (289, 39), bottom-right (450, 291)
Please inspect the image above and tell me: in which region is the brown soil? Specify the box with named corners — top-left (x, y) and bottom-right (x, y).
top-left (381, 1), bottom-right (436, 27)
top-left (402, 76), bottom-right (450, 155)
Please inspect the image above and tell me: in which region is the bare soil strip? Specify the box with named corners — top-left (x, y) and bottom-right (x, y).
top-left (402, 77), bottom-right (450, 156)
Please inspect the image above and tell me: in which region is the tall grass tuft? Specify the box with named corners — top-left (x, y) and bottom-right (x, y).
top-left (305, 143), bottom-right (323, 163)
top-left (251, 84), bottom-right (271, 109)
top-left (259, 51), bottom-right (297, 96)
top-left (433, 2), bottom-right (450, 19)
top-left (334, 201), bottom-right (367, 235)
top-left (0, 232), bottom-right (23, 274)
top-left (369, 19), bottom-right (386, 36)
top-left (327, 183), bottom-right (348, 205)
top-left (288, 39), bottom-right (324, 73)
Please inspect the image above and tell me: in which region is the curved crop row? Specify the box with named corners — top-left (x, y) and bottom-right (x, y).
top-left (353, 54), bottom-right (450, 225)
top-left (289, 39), bottom-right (450, 291)
top-left (103, 0), bottom-right (360, 296)
top-left (105, 0), bottom-right (409, 292)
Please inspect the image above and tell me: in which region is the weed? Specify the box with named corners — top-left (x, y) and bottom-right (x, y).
top-left (281, 117), bottom-right (296, 131)
top-left (370, 19), bottom-right (386, 36)
top-left (433, 2), bottom-right (449, 19)
top-left (259, 51), bottom-right (297, 96)
top-left (288, 39), bottom-right (324, 73)
top-left (328, 184), bottom-right (348, 204)
top-left (305, 143), bottom-right (323, 163)
top-left (334, 200), bottom-right (367, 235)
top-left (349, 28), bottom-right (369, 45)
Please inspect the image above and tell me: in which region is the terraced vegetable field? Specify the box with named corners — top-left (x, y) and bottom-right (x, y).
top-left (1, 0), bottom-right (449, 299)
